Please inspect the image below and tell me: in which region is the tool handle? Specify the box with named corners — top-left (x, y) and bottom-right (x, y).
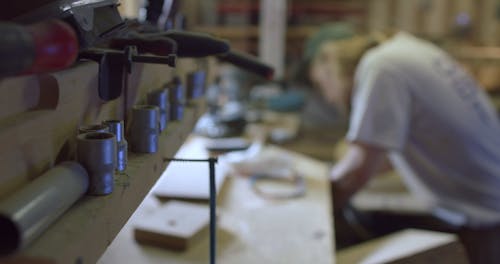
top-left (217, 50), bottom-right (275, 80)
top-left (0, 19), bottom-right (79, 77)
top-left (150, 30), bottom-right (230, 58)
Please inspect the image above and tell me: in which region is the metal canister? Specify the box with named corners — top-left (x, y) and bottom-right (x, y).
top-left (103, 120), bottom-right (128, 172)
top-left (77, 132), bottom-right (116, 195)
top-left (78, 124), bottom-right (109, 134)
top-left (186, 70), bottom-right (206, 100)
top-left (147, 89), bottom-right (169, 132)
top-left (129, 105), bottom-right (160, 153)
top-left (168, 77), bottom-right (184, 121)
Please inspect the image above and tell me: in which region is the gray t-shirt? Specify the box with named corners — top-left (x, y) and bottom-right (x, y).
top-left (347, 32), bottom-right (500, 227)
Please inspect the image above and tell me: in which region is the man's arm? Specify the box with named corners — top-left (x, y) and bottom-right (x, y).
top-left (330, 142), bottom-right (387, 209)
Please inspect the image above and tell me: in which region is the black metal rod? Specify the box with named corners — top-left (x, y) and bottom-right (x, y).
top-left (132, 54), bottom-right (176, 67)
top-left (162, 157), bottom-right (218, 264)
top-left (209, 157), bottom-right (217, 264)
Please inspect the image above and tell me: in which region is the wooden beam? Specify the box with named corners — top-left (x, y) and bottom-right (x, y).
top-left (259, 0), bottom-right (287, 79)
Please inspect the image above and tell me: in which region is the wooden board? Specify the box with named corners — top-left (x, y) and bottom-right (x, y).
top-left (153, 136), bottom-right (229, 201)
top-left (337, 229), bottom-right (466, 264)
top-left (0, 58), bottom-right (198, 199)
top-left (134, 201), bottom-right (210, 251)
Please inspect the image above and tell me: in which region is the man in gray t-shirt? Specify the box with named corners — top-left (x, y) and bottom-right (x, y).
top-left (308, 26), bottom-right (500, 263)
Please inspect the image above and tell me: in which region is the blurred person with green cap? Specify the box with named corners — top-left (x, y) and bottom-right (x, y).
top-left (306, 23), bottom-right (500, 263)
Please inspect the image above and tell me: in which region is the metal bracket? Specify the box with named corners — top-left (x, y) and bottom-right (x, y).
top-left (79, 46), bottom-right (176, 101)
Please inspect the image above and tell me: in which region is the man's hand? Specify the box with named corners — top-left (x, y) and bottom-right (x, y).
top-left (330, 142), bottom-right (386, 209)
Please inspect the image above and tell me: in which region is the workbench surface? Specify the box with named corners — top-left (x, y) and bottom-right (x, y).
top-left (98, 138), bottom-right (335, 264)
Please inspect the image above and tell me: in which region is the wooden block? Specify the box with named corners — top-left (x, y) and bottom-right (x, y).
top-left (134, 201), bottom-right (209, 251)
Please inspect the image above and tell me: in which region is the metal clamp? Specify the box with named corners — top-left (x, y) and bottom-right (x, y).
top-left (79, 46), bottom-right (176, 101)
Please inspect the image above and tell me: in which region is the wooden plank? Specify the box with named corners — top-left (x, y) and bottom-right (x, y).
top-left (421, 0), bottom-right (450, 38)
top-left (0, 58), bottom-right (198, 199)
top-left (193, 25), bottom-right (319, 40)
top-left (259, 0), bottom-right (287, 79)
top-left (0, 55), bottom-right (203, 262)
top-left (478, 0), bottom-right (500, 45)
top-left (0, 63), bottom-right (135, 197)
top-left (368, 0), bottom-right (391, 32)
top-left (394, 0), bottom-right (420, 33)
top-left (134, 201), bottom-right (210, 251)
top-left (337, 229), bottom-right (466, 264)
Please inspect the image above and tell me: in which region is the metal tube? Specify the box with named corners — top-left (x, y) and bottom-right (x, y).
top-left (77, 132), bottom-right (116, 195)
top-left (103, 120), bottom-right (128, 172)
top-left (129, 105), bottom-right (160, 153)
top-left (0, 162), bottom-right (88, 255)
top-left (78, 124), bottom-right (109, 134)
top-left (168, 77), bottom-right (184, 121)
top-left (147, 89), bottom-right (169, 132)
top-left (186, 70), bottom-right (206, 100)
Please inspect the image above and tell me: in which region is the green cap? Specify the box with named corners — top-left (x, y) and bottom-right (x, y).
top-left (303, 23), bottom-right (356, 62)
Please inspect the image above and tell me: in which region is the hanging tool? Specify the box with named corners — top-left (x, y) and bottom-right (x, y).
top-left (0, 19), bottom-right (79, 77)
top-left (112, 30), bottom-right (230, 59)
top-left (217, 50), bottom-right (275, 80)
top-left (6, 0), bottom-right (126, 50)
top-left (116, 28), bottom-right (274, 79)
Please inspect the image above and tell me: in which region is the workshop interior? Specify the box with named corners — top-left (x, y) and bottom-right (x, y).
top-left (0, 0), bottom-right (500, 263)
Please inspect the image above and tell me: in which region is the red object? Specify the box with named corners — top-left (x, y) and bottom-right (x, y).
top-left (23, 19), bottom-right (79, 74)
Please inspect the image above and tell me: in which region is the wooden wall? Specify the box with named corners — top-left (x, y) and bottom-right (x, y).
top-left (368, 0), bottom-right (500, 45)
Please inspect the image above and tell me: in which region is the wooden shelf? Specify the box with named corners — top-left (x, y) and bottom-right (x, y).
top-left (0, 57), bottom-right (206, 262)
top-left (193, 25), bottom-right (320, 40)
top-left (22, 100), bottom-right (205, 263)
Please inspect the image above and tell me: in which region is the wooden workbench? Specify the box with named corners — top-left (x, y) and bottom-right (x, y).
top-left (98, 138), bottom-right (335, 264)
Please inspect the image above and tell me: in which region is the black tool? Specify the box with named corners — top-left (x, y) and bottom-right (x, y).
top-left (7, 0), bottom-right (126, 50)
top-left (217, 50), bottom-right (275, 80)
top-left (143, 30), bottom-right (230, 58)
top-left (0, 19), bottom-right (79, 77)
top-left (109, 33), bottom-right (178, 57)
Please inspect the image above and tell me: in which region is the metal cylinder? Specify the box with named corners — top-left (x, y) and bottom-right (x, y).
top-left (186, 70), bottom-right (206, 99)
top-left (170, 103), bottom-right (184, 121)
top-left (77, 132), bottom-right (116, 195)
top-left (0, 162), bottom-right (88, 254)
top-left (147, 89), bottom-right (169, 132)
top-left (129, 105), bottom-right (160, 153)
top-left (168, 77), bottom-right (185, 121)
top-left (168, 76), bottom-right (185, 103)
top-left (103, 120), bottom-right (128, 172)
top-left (78, 124), bottom-right (110, 134)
